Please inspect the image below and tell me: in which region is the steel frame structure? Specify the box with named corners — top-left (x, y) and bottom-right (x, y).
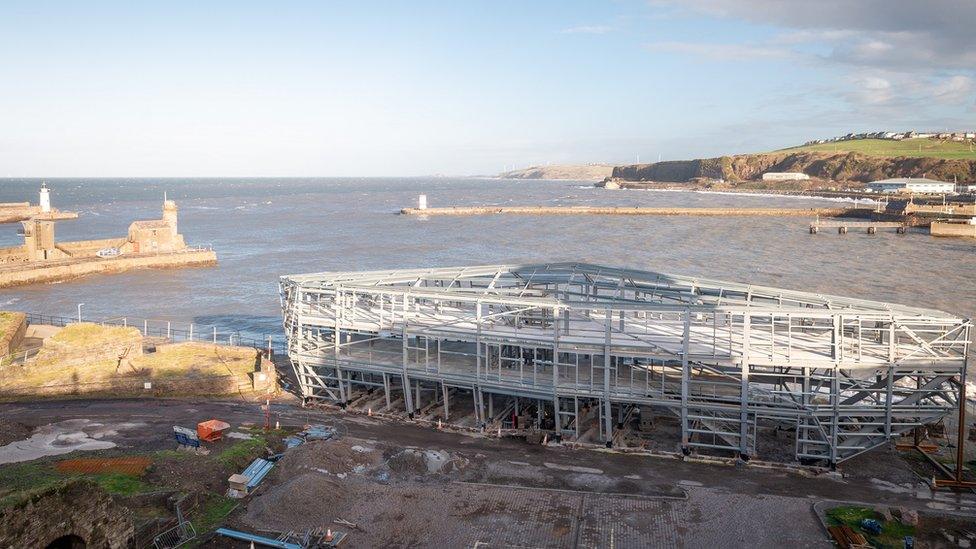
top-left (280, 263), bottom-right (970, 464)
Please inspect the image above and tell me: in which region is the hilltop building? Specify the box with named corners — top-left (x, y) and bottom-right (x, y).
top-left (866, 177), bottom-right (955, 194)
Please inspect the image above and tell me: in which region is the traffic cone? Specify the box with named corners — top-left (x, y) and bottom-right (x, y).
top-left (368, 407), bottom-right (373, 417)
top-left (325, 529), bottom-right (334, 542)
top-left (438, 419), bottom-right (442, 429)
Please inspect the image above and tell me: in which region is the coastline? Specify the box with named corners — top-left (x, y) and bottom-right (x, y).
top-left (400, 205), bottom-right (864, 217)
top-left (597, 185), bottom-right (883, 204)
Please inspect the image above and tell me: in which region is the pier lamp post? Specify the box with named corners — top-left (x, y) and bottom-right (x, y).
top-left (77, 303), bottom-right (84, 323)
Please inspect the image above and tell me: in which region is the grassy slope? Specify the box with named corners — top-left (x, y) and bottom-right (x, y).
top-left (777, 138), bottom-right (976, 160)
top-left (134, 342), bottom-right (258, 378)
top-left (0, 323), bottom-right (258, 390)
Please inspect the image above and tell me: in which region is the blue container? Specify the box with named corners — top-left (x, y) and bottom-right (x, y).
top-left (860, 518), bottom-right (882, 535)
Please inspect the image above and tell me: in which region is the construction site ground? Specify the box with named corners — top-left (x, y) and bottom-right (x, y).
top-left (1, 398), bottom-right (974, 548)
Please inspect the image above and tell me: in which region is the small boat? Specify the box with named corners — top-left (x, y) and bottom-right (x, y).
top-left (96, 247), bottom-right (122, 258)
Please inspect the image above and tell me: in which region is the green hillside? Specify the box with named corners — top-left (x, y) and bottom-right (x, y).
top-left (777, 138), bottom-right (976, 160)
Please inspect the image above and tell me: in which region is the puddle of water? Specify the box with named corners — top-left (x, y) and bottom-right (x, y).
top-left (0, 419), bottom-right (146, 464)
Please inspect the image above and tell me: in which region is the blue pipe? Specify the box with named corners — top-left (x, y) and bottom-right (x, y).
top-left (215, 528), bottom-right (302, 549)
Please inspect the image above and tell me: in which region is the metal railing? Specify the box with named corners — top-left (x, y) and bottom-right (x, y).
top-left (153, 518), bottom-right (196, 548)
top-left (23, 312), bottom-right (283, 356)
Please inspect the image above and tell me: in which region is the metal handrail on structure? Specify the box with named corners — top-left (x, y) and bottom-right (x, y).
top-left (23, 312), bottom-right (282, 355)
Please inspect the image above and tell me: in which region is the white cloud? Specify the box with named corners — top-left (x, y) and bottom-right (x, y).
top-left (648, 0), bottom-right (976, 117)
top-left (931, 75), bottom-right (974, 103)
top-left (561, 25), bottom-right (612, 35)
top-left (845, 75), bottom-right (894, 105)
top-left (645, 41), bottom-right (790, 60)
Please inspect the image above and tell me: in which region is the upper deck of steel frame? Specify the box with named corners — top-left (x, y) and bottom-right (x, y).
top-left (280, 262), bottom-right (962, 321)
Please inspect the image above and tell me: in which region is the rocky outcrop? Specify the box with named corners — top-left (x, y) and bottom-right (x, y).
top-left (612, 152), bottom-right (976, 183)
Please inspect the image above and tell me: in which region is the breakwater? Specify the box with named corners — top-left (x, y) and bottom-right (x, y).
top-left (400, 206), bottom-right (865, 217)
top-left (0, 249), bottom-right (217, 289)
top-left (0, 204), bottom-right (78, 224)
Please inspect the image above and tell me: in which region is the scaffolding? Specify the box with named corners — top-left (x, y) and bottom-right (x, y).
top-left (280, 263), bottom-right (971, 465)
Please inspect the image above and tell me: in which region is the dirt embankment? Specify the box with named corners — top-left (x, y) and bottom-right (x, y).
top-left (612, 152), bottom-right (976, 183)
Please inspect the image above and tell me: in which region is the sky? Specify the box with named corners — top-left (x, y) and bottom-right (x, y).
top-left (0, 0), bottom-right (974, 177)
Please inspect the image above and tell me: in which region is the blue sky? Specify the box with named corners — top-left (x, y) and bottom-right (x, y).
top-left (1, 1), bottom-right (973, 176)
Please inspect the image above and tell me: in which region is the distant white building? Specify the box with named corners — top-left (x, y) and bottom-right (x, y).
top-left (866, 177), bottom-right (955, 194)
top-left (762, 172), bottom-right (810, 181)
top-left (956, 184), bottom-right (976, 193)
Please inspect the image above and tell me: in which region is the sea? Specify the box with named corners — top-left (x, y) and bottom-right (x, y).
top-left (0, 178), bottom-right (973, 344)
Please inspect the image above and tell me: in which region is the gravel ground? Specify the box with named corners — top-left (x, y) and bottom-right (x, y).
top-left (222, 434), bottom-right (831, 548)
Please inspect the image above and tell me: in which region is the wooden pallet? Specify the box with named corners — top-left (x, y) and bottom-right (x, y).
top-left (828, 524), bottom-right (870, 548)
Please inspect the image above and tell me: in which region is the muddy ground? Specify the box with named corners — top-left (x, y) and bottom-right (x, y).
top-left (2, 398), bottom-right (974, 548)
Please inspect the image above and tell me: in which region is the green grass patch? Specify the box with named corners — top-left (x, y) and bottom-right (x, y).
top-left (153, 449), bottom-right (192, 460)
top-left (825, 506), bottom-right (916, 549)
top-left (93, 472), bottom-right (151, 496)
top-left (191, 494), bottom-right (237, 533)
top-left (218, 437), bottom-right (266, 469)
top-left (779, 138), bottom-right (976, 160)
top-left (0, 462), bottom-right (64, 509)
top-left (0, 462), bottom-right (156, 508)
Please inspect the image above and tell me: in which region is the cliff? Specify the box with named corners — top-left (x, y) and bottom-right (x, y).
top-left (499, 164), bottom-right (615, 181)
top-left (611, 152), bottom-right (976, 184)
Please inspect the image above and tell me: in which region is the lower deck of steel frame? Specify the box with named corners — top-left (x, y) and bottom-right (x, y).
top-left (289, 339), bottom-right (959, 464)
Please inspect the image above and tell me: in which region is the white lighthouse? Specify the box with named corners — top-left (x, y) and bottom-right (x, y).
top-left (39, 183), bottom-right (51, 213)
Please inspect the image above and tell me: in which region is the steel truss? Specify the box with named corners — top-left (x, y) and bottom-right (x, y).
top-left (280, 263), bottom-right (970, 464)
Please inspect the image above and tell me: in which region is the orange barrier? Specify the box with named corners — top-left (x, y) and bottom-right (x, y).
top-left (56, 456), bottom-right (152, 476)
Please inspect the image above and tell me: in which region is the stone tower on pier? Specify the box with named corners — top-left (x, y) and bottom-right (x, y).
top-left (162, 197), bottom-right (178, 239)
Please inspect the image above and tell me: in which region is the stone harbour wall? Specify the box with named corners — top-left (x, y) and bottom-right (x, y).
top-left (0, 249), bottom-right (218, 289)
top-left (931, 221), bottom-right (976, 238)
